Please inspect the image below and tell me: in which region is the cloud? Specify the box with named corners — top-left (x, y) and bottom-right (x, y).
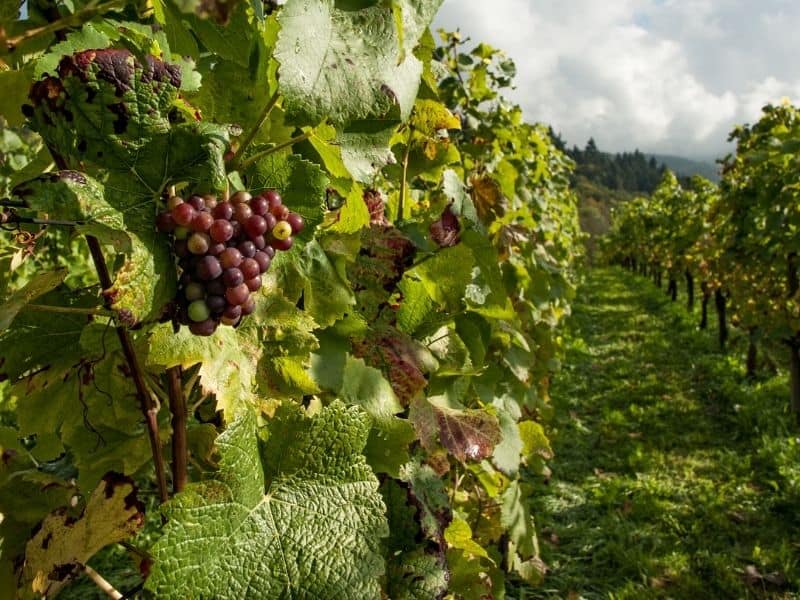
top-left (433, 0), bottom-right (800, 159)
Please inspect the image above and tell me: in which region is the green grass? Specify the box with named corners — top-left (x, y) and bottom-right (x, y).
top-left (521, 267), bottom-right (800, 599)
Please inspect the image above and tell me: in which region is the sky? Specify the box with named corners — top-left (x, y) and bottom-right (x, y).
top-left (433, 0), bottom-right (800, 160)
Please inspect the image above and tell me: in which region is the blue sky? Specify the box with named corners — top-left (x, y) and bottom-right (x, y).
top-left (433, 0), bottom-right (800, 160)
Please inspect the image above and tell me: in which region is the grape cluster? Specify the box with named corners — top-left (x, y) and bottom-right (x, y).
top-left (156, 190), bottom-right (304, 336)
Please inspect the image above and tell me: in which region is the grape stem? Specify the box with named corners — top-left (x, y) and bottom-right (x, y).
top-left (229, 91), bottom-right (281, 170)
top-left (167, 366), bottom-right (188, 493)
top-left (238, 131), bottom-right (312, 170)
top-left (82, 564), bottom-right (122, 599)
top-left (4, 0), bottom-right (128, 51)
top-left (22, 304), bottom-right (116, 317)
top-left (49, 147), bottom-right (170, 504)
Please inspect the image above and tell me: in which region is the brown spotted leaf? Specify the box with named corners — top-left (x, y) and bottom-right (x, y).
top-left (352, 325), bottom-right (429, 406)
top-left (20, 473), bottom-right (144, 598)
top-left (411, 398), bottom-right (502, 463)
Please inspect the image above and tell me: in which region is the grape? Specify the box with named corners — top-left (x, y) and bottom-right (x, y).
top-left (196, 256), bottom-right (222, 280)
top-left (230, 191), bottom-right (253, 205)
top-left (223, 268), bottom-right (244, 287)
top-left (174, 240), bottom-right (190, 258)
top-left (213, 202), bottom-right (233, 220)
top-left (272, 205), bottom-right (290, 221)
top-left (207, 279), bottom-right (226, 296)
top-left (287, 213), bottom-right (305, 234)
top-left (210, 219), bottom-right (234, 243)
top-left (272, 237), bottom-right (293, 252)
top-left (203, 194), bottom-right (218, 210)
top-left (272, 221), bottom-right (292, 241)
top-left (264, 246), bottom-right (276, 259)
top-left (188, 232), bottom-right (211, 255)
top-left (220, 247), bottom-right (243, 269)
top-left (189, 319), bottom-right (218, 337)
top-left (187, 195), bottom-right (205, 211)
top-left (265, 190), bottom-right (281, 210)
top-left (241, 295), bottom-right (256, 316)
top-left (252, 235), bottom-right (266, 250)
top-left (185, 282), bottom-right (205, 301)
top-left (208, 242), bottom-right (226, 256)
top-left (188, 300), bottom-right (211, 322)
top-left (240, 258), bottom-right (260, 280)
top-left (245, 276), bottom-right (262, 292)
top-left (244, 215), bottom-right (267, 238)
top-left (221, 315), bottom-right (240, 327)
top-left (172, 203), bottom-right (196, 226)
top-left (156, 212), bottom-right (176, 232)
top-left (167, 195), bottom-right (184, 210)
top-left (264, 213), bottom-right (277, 231)
top-left (226, 283), bottom-right (250, 306)
top-left (254, 251), bottom-right (271, 273)
top-left (234, 203), bottom-right (253, 223)
top-left (223, 305), bottom-right (242, 320)
top-left (191, 211), bottom-right (214, 232)
top-left (174, 226), bottom-right (190, 240)
top-left (238, 241), bottom-right (256, 258)
top-left (250, 195), bottom-right (269, 216)
top-left (206, 295), bottom-right (226, 314)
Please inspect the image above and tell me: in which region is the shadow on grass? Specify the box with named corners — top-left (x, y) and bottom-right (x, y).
top-left (517, 267), bottom-right (800, 600)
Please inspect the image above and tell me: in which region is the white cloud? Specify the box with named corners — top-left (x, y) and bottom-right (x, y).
top-left (433, 0), bottom-right (800, 159)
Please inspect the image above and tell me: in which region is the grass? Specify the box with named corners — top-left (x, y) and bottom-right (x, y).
top-left (519, 267), bottom-right (800, 599)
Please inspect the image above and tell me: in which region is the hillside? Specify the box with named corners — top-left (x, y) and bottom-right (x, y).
top-left (650, 153), bottom-right (721, 182)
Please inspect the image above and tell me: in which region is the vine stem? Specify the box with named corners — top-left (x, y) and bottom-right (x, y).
top-left (5, 0), bottom-right (127, 50)
top-left (49, 150), bottom-right (169, 503)
top-left (83, 564), bottom-right (122, 599)
top-left (398, 125), bottom-right (414, 222)
top-left (167, 366), bottom-right (188, 493)
top-left (23, 304), bottom-right (116, 317)
top-left (229, 91), bottom-right (280, 171)
top-left (238, 131), bottom-right (311, 170)
top-left (86, 235), bottom-right (169, 503)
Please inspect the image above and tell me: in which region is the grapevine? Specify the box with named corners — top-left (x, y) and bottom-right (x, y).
top-left (0, 3), bottom-right (581, 598)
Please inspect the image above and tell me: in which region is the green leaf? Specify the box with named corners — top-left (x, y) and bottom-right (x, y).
top-left (147, 402), bottom-right (388, 599)
top-left (13, 171), bottom-right (175, 323)
top-left (385, 549), bottom-right (449, 600)
top-left (0, 287), bottom-right (96, 382)
top-left (0, 269), bottom-right (67, 331)
top-left (275, 0), bottom-right (442, 125)
top-left (403, 244), bottom-right (473, 311)
top-left (444, 517), bottom-right (489, 559)
top-left (339, 119), bottom-right (398, 183)
top-left (244, 151), bottom-right (328, 237)
top-left (20, 474), bottom-right (144, 599)
top-left (442, 168), bottom-right (479, 227)
top-left (399, 458), bottom-right (451, 542)
top-left (145, 323), bottom-right (259, 417)
top-left (501, 480), bottom-right (545, 585)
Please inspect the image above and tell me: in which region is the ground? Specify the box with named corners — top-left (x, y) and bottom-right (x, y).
top-left (521, 268), bottom-right (800, 599)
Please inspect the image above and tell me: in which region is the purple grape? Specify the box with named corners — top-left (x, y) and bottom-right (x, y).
top-left (196, 256), bottom-right (222, 281)
top-left (210, 220), bottom-right (234, 243)
top-left (223, 268), bottom-right (244, 287)
top-left (206, 295), bottom-right (226, 314)
top-left (226, 283), bottom-right (250, 306)
top-left (238, 241), bottom-right (256, 258)
top-left (189, 319), bottom-right (218, 336)
top-left (254, 251), bottom-right (271, 273)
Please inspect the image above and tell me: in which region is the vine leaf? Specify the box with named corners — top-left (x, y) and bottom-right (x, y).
top-left (145, 323), bottom-right (260, 418)
top-left (22, 48), bottom-right (234, 321)
top-left (399, 458), bottom-right (451, 543)
top-left (20, 473), bottom-right (144, 599)
top-left (0, 269), bottom-right (67, 331)
top-left (146, 401), bottom-right (388, 599)
top-left (12, 171), bottom-right (174, 323)
top-left (410, 397), bottom-right (502, 463)
top-left (275, 0), bottom-right (442, 125)
top-left (386, 549), bottom-right (449, 600)
top-left (501, 480), bottom-right (546, 585)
